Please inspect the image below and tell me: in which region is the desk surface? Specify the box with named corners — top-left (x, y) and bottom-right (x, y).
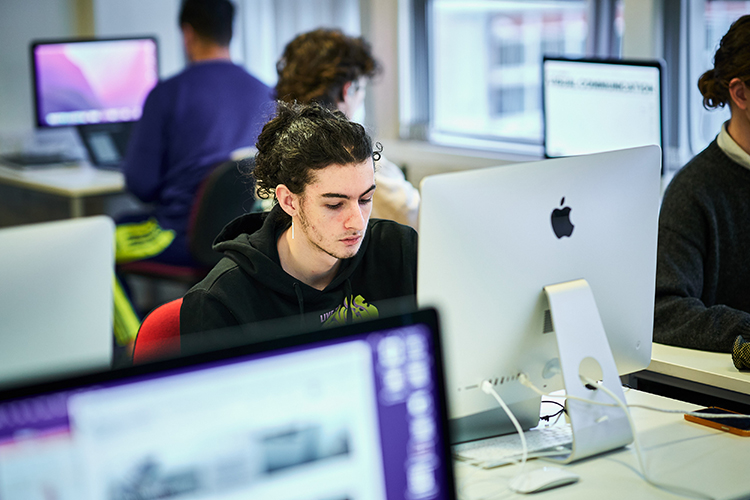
top-left (647, 343), bottom-right (750, 396)
top-left (455, 389), bottom-right (749, 500)
top-left (0, 162), bottom-right (124, 197)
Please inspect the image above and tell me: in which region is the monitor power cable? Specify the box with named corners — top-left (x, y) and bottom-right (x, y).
top-left (516, 373), bottom-right (718, 500)
top-left (481, 380), bottom-right (529, 470)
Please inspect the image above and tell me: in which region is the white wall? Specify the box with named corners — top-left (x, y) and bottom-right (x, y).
top-left (0, 0), bottom-right (184, 151)
top-left (93, 0), bottom-right (184, 79)
top-left (622, 0), bottom-right (663, 59)
top-left (361, 0), bottom-right (400, 140)
top-left (0, 0), bottom-right (77, 134)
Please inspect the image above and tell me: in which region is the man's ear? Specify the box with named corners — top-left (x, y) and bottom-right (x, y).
top-left (336, 81), bottom-right (356, 116)
top-left (181, 24), bottom-right (194, 45)
top-left (341, 81), bottom-right (353, 102)
top-left (276, 184), bottom-right (298, 217)
top-left (729, 77), bottom-right (749, 111)
top-left (181, 24), bottom-right (197, 61)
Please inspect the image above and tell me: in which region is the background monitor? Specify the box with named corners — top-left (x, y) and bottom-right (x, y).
top-left (542, 57), bottom-right (665, 167)
top-left (0, 309), bottom-right (456, 500)
top-left (417, 145), bottom-right (662, 444)
top-left (31, 37), bottom-right (158, 128)
top-left (0, 216), bottom-right (114, 388)
top-left (30, 37), bottom-right (159, 167)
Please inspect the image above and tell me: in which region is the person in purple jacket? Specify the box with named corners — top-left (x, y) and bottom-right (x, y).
top-left (114, 0), bottom-right (273, 350)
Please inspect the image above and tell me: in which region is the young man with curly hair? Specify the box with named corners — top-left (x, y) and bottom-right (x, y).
top-left (179, 102), bottom-right (417, 353)
top-left (275, 28), bottom-right (421, 229)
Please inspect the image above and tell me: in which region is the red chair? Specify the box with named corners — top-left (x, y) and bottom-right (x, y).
top-left (132, 298), bottom-right (183, 364)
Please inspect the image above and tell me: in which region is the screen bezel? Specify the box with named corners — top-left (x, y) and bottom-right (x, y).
top-left (30, 36), bottom-right (159, 129)
top-left (0, 308), bottom-right (457, 500)
top-left (542, 56), bottom-right (666, 172)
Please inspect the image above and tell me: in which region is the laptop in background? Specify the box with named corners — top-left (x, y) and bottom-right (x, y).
top-left (0, 309), bottom-right (456, 500)
top-left (0, 216), bottom-right (114, 388)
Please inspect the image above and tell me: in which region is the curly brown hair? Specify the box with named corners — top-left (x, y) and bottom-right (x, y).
top-left (253, 101), bottom-right (381, 201)
top-left (275, 28), bottom-right (381, 107)
top-left (698, 15), bottom-right (750, 109)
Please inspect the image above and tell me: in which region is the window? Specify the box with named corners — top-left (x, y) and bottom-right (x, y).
top-left (404, 0), bottom-right (621, 154)
top-left (237, 0), bottom-right (361, 87)
top-left (688, 1), bottom-right (750, 155)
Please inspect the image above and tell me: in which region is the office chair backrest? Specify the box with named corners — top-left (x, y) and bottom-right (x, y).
top-left (132, 298), bottom-right (182, 364)
top-left (189, 158), bottom-right (257, 268)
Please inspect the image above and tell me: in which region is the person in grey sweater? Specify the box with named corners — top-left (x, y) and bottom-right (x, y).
top-left (654, 15), bottom-right (750, 353)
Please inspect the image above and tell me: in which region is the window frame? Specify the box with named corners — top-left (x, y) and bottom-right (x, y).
top-left (401, 0), bottom-right (622, 155)
top-left (685, 0), bottom-right (750, 157)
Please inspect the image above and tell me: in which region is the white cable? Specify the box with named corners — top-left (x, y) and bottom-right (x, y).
top-left (628, 404), bottom-right (750, 419)
top-left (581, 376), bottom-right (715, 500)
top-left (517, 373), bottom-right (750, 419)
top-left (517, 372), bottom-right (715, 499)
top-left (480, 380), bottom-right (528, 471)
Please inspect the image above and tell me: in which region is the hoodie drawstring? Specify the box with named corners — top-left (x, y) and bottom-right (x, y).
top-left (344, 279), bottom-right (353, 324)
top-left (293, 282), bottom-right (305, 327)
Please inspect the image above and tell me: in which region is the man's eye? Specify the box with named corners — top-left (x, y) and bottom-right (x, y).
top-left (326, 203), bottom-right (343, 210)
top-left (360, 197), bottom-right (373, 205)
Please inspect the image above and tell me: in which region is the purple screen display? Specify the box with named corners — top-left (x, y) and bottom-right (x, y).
top-left (368, 325), bottom-right (451, 500)
top-left (33, 38), bottom-right (158, 127)
top-left (0, 322), bottom-right (453, 500)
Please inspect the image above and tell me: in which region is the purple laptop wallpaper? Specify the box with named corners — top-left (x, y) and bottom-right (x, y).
top-left (0, 321), bottom-right (454, 499)
top-left (33, 39), bottom-right (158, 127)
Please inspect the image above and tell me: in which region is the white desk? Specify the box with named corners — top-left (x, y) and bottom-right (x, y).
top-left (454, 389), bottom-right (750, 499)
top-left (629, 343), bottom-right (750, 410)
top-left (0, 162), bottom-right (124, 218)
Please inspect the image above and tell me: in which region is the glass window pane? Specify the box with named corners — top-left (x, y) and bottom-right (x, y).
top-left (690, 1), bottom-right (750, 153)
top-left (430, 0), bottom-right (589, 146)
top-left (241, 0), bottom-right (360, 87)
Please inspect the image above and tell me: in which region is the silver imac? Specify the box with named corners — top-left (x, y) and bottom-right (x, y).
top-left (417, 146), bottom-right (661, 450)
top-left (0, 216), bottom-right (114, 387)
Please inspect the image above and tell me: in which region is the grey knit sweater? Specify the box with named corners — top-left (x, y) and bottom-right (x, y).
top-left (654, 139), bottom-right (750, 352)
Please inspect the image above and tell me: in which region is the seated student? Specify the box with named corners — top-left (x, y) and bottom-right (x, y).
top-left (275, 28), bottom-right (421, 230)
top-left (654, 15), bottom-right (750, 353)
top-left (180, 101), bottom-right (418, 352)
top-left (114, 0), bottom-right (273, 347)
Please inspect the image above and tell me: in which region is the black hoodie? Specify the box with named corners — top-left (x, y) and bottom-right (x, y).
top-left (180, 204), bottom-right (418, 352)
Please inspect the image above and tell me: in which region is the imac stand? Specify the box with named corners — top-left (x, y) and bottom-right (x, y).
top-left (543, 278), bottom-right (633, 463)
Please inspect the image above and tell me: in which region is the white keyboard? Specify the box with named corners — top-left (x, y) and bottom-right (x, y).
top-left (452, 424), bottom-right (573, 468)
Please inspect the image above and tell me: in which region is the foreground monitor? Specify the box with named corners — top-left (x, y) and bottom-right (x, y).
top-left (418, 146), bottom-right (661, 444)
top-left (31, 37), bottom-right (159, 167)
top-left (0, 309), bottom-right (456, 500)
top-left (543, 57), bottom-right (664, 165)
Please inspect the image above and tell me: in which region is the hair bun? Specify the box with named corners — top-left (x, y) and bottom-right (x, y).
top-left (698, 69), bottom-right (726, 109)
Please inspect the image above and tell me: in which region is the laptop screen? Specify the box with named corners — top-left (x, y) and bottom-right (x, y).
top-left (0, 310), bottom-right (454, 500)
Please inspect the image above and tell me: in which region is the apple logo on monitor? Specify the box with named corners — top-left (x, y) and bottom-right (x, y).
top-left (551, 197), bottom-right (574, 238)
